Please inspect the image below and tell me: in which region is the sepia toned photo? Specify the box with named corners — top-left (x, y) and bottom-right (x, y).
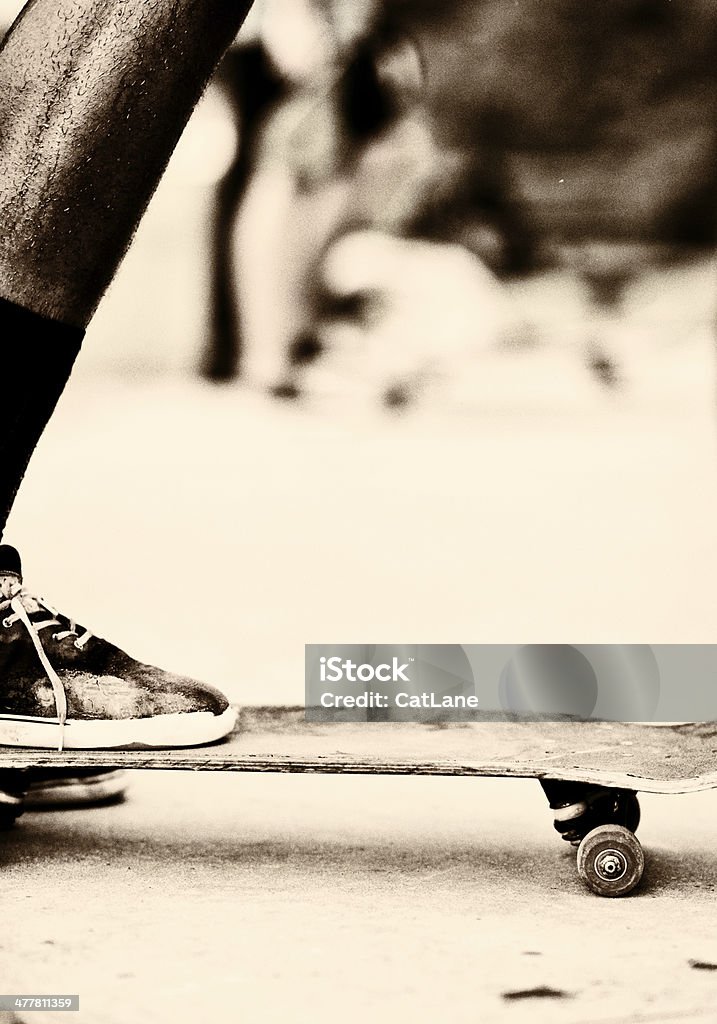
top-left (1, 0), bottom-right (717, 1021)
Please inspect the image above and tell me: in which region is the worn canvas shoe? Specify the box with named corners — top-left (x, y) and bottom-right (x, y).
top-left (23, 768), bottom-right (128, 807)
top-left (0, 546), bottom-right (236, 750)
top-left (0, 769), bottom-right (26, 827)
top-left (0, 768), bottom-right (127, 827)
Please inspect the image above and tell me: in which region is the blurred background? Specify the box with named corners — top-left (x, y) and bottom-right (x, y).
top-left (1, 0), bottom-right (717, 707)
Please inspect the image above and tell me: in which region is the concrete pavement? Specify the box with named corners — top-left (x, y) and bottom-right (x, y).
top-left (2, 771), bottom-right (717, 1023)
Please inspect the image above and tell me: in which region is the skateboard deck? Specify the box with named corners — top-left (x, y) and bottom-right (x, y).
top-left (0, 707), bottom-right (715, 795)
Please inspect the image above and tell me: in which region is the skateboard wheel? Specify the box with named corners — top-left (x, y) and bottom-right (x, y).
top-left (576, 825), bottom-right (644, 897)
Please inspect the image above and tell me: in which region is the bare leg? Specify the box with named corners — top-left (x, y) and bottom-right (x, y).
top-left (0, 0), bottom-right (255, 328)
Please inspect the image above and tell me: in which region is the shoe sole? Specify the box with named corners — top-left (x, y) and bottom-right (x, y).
top-left (25, 769), bottom-right (128, 807)
top-left (0, 706), bottom-right (237, 750)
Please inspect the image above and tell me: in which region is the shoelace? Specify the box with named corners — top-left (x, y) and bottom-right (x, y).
top-left (0, 584), bottom-right (93, 751)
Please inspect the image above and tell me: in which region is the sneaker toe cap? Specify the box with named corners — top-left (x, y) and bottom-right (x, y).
top-left (127, 663), bottom-right (231, 718)
top-left (146, 672), bottom-right (230, 718)
top-left (61, 663), bottom-right (231, 721)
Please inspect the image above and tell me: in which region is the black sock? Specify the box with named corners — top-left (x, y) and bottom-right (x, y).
top-left (0, 297), bottom-right (84, 539)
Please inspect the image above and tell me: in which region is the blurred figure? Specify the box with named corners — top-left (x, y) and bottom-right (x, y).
top-left (391, 0), bottom-right (717, 389)
top-left (204, 0), bottom-right (383, 381)
top-left (204, 0), bottom-right (448, 396)
top-left (204, 27), bottom-right (285, 381)
top-left (208, 0), bottom-right (717, 405)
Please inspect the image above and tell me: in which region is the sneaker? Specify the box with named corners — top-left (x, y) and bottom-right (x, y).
top-left (23, 768), bottom-right (128, 808)
top-left (0, 545), bottom-right (236, 750)
top-left (0, 769), bottom-right (26, 827)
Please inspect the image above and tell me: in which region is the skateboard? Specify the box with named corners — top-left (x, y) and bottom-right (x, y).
top-left (2, 707), bottom-right (716, 898)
